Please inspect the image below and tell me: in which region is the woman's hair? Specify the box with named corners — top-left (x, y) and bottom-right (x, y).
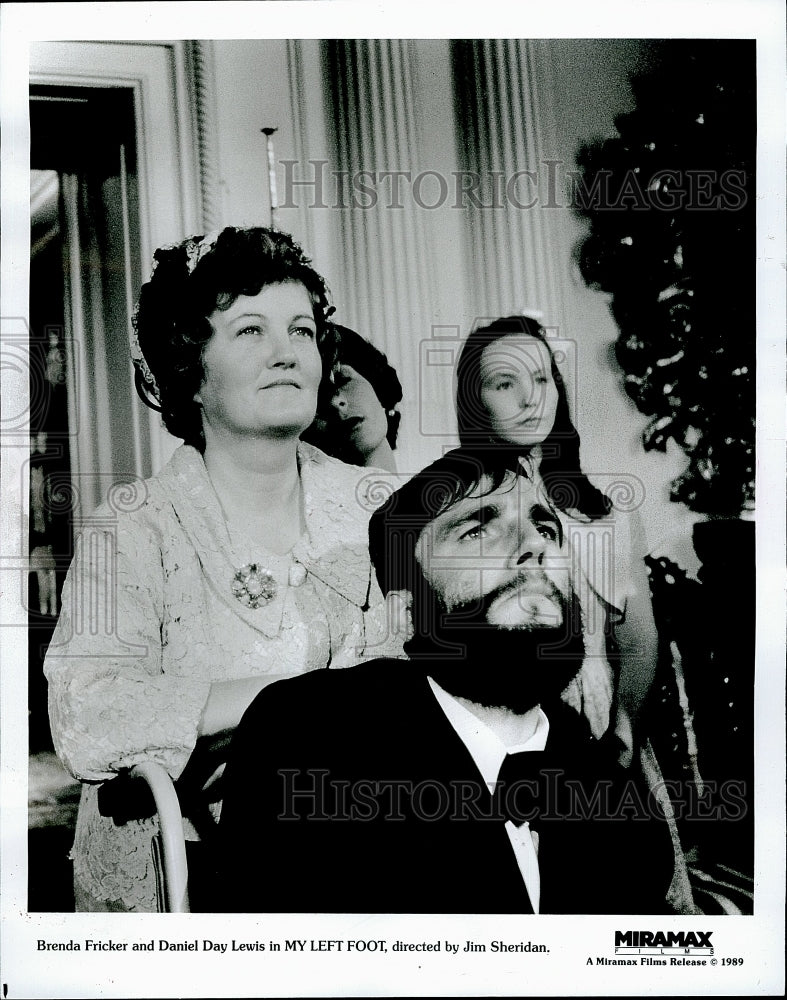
top-left (454, 315), bottom-right (611, 519)
top-left (132, 226), bottom-right (337, 450)
top-left (303, 325), bottom-right (403, 457)
top-left (334, 326), bottom-right (403, 448)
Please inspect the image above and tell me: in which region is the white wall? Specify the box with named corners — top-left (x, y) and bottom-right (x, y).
top-left (211, 39), bottom-right (344, 304)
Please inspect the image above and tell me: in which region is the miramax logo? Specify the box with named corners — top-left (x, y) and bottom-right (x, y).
top-left (587, 930), bottom-right (715, 967)
top-left (615, 931), bottom-right (713, 950)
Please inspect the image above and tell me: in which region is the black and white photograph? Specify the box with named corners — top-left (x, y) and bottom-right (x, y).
top-left (1, 1), bottom-right (784, 997)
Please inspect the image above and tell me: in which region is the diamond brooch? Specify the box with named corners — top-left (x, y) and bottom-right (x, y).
top-left (231, 563), bottom-right (277, 608)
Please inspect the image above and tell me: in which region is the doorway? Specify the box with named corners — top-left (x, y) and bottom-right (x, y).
top-left (28, 83), bottom-right (144, 911)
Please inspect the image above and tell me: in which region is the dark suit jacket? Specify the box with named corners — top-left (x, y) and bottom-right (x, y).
top-left (218, 660), bottom-right (672, 914)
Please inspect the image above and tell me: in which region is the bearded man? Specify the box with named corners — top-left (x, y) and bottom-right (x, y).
top-left (218, 448), bottom-right (673, 913)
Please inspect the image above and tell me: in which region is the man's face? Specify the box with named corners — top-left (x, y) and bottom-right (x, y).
top-left (402, 468), bottom-right (583, 713)
top-left (415, 471), bottom-right (569, 630)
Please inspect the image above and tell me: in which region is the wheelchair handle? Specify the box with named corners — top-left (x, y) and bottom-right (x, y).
top-left (128, 761), bottom-right (189, 913)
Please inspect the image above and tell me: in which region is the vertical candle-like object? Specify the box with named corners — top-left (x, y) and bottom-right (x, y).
top-left (261, 126), bottom-right (279, 229)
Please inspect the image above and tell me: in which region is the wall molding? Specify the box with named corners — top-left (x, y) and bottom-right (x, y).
top-left (184, 40), bottom-right (221, 231)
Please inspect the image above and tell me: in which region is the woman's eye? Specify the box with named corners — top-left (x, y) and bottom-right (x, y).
top-left (534, 374), bottom-right (549, 385)
top-left (237, 325), bottom-right (262, 337)
top-left (291, 325), bottom-right (316, 339)
top-left (495, 379), bottom-right (513, 391)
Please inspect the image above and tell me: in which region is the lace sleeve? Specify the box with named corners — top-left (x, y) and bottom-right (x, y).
top-left (331, 582), bottom-right (407, 670)
top-left (44, 513), bottom-right (212, 783)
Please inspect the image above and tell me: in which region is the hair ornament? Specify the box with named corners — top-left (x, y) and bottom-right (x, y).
top-left (129, 300), bottom-right (160, 406)
top-left (129, 230), bottom-right (221, 407)
top-left (183, 230), bottom-right (221, 275)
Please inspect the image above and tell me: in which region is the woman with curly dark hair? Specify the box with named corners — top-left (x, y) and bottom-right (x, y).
top-left (45, 226), bottom-right (399, 911)
top-left (454, 315), bottom-right (658, 756)
top-left (303, 325), bottom-right (402, 472)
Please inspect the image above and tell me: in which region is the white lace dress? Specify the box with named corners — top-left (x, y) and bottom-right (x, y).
top-left (45, 442), bottom-right (403, 911)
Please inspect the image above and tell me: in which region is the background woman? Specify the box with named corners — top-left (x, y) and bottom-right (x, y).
top-left (454, 315), bottom-right (659, 752)
top-left (44, 226), bottom-right (397, 912)
top-left (303, 325), bottom-right (402, 472)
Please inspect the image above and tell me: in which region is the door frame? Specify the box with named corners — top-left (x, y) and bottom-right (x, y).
top-left (29, 40), bottom-right (217, 475)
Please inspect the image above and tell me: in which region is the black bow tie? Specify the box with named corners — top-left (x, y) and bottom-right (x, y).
top-left (492, 751), bottom-right (549, 828)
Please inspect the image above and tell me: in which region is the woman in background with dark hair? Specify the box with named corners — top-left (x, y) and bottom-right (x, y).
top-left (454, 315), bottom-right (659, 754)
top-left (45, 227), bottom-right (398, 912)
top-left (303, 325), bottom-right (402, 472)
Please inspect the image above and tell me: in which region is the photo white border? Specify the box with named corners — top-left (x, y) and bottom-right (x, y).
top-left (2, 2), bottom-right (784, 997)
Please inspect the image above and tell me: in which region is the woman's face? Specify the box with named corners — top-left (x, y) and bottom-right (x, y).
top-left (329, 364), bottom-right (389, 459)
top-left (478, 334), bottom-right (559, 448)
top-left (197, 280), bottom-right (323, 443)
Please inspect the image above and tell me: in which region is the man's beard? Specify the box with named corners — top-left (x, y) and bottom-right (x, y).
top-left (404, 577), bottom-right (586, 715)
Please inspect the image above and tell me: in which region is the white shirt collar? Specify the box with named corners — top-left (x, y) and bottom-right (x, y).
top-left (427, 677), bottom-right (550, 791)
